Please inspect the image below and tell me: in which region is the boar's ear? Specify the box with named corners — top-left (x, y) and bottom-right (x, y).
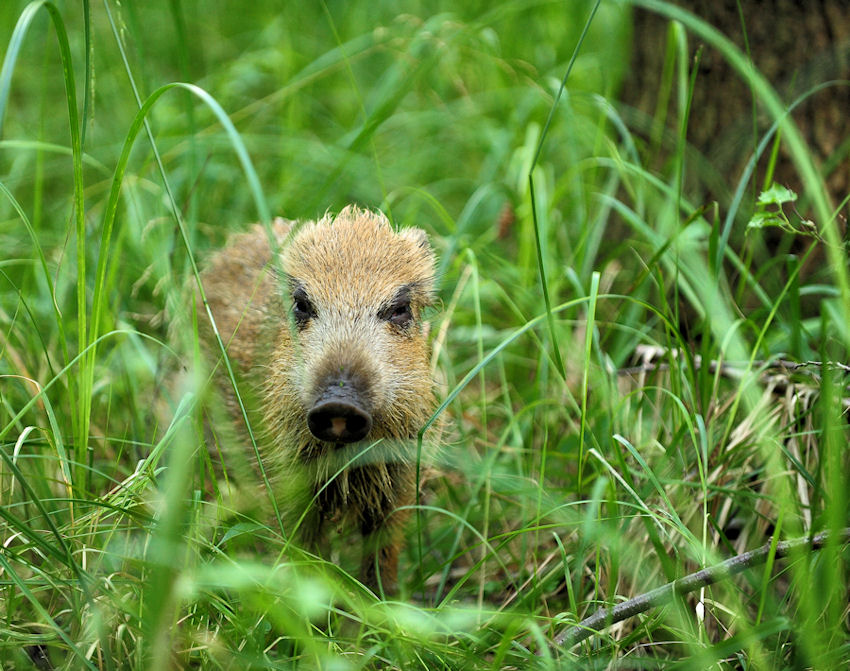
top-left (399, 226), bottom-right (431, 251)
top-left (400, 228), bottom-right (436, 274)
top-left (400, 227), bottom-right (436, 304)
top-left (271, 216), bottom-right (293, 240)
top-left (401, 226), bottom-right (436, 276)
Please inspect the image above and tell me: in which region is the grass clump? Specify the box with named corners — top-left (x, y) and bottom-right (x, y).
top-left (1, 0), bottom-right (848, 669)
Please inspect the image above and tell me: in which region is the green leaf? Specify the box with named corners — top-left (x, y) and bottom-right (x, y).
top-left (747, 211), bottom-right (787, 230)
top-left (757, 183), bottom-right (798, 207)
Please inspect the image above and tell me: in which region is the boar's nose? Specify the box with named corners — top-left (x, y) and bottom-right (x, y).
top-left (307, 372), bottom-right (373, 444)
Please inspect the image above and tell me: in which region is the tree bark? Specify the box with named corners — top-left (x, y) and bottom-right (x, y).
top-left (624, 1), bottom-right (850, 214)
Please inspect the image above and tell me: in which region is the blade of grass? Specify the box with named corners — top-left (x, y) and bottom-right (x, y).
top-left (100, 0), bottom-right (282, 534)
top-left (577, 271), bottom-right (600, 493)
top-left (0, 0), bottom-right (89, 499)
top-left (527, 0), bottom-right (602, 382)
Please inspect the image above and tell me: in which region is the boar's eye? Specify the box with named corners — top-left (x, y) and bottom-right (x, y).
top-left (388, 302), bottom-right (412, 326)
top-left (380, 287), bottom-right (413, 327)
top-left (292, 286), bottom-right (316, 325)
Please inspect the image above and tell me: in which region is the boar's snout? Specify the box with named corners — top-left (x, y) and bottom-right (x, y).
top-left (307, 368), bottom-right (373, 444)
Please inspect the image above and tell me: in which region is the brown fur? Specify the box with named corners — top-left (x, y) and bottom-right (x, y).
top-left (196, 206), bottom-right (437, 593)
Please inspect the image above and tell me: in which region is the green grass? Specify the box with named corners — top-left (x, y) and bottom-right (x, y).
top-left (1, 0), bottom-right (848, 669)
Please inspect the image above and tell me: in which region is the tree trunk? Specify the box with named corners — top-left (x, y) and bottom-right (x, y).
top-left (624, 0), bottom-right (850, 217)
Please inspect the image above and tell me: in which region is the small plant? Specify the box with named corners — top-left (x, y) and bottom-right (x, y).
top-left (747, 182), bottom-right (823, 240)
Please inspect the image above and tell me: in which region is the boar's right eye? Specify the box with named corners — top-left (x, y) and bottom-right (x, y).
top-left (292, 287), bottom-right (316, 324)
top-left (380, 286), bottom-right (414, 328)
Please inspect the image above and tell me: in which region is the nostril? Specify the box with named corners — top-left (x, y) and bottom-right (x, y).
top-left (345, 411), bottom-right (369, 436)
top-left (308, 400), bottom-right (372, 444)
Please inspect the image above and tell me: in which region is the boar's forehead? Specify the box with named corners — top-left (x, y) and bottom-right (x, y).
top-left (282, 221), bottom-right (431, 307)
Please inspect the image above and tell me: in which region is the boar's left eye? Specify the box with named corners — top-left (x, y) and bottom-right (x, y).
top-left (380, 287), bottom-right (413, 327)
top-left (388, 302), bottom-right (413, 326)
top-left (292, 285), bottom-right (316, 325)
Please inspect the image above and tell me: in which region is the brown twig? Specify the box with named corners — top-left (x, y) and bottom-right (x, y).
top-left (551, 527), bottom-right (850, 649)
